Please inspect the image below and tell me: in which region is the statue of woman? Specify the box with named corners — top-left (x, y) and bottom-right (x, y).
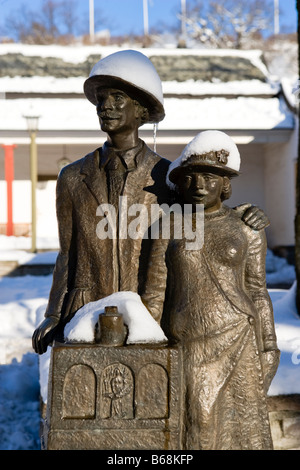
top-left (142, 130), bottom-right (280, 450)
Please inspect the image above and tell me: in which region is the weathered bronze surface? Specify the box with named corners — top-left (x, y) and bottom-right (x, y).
top-left (143, 135), bottom-right (280, 450)
top-left (95, 306), bottom-right (128, 346)
top-left (32, 51), bottom-right (171, 355)
top-left (32, 51), bottom-right (269, 356)
top-left (32, 52), bottom-right (276, 451)
top-left (42, 342), bottom-right (182, 450)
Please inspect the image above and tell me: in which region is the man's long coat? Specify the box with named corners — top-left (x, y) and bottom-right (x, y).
top-left (44, 140), bottom-right (171, 330)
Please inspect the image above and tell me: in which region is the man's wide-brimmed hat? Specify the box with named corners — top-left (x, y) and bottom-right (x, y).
top-left (84, 49), bottom-right (165, 123)
top-left (167, 130), bottom-right (241, 189)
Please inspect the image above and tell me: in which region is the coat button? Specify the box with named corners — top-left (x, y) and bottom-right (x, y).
top-left (248, 316), bottom-right (254, 325)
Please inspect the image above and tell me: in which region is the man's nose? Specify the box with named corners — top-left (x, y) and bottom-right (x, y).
top-left (98, 95), bottom-right (114, 111)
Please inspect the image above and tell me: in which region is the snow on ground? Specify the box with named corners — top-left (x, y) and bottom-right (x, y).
top-left (0, 247), bottom-right (299, 450)
top-left (0, 273), bottom-right (52, 450)
top-left (270, 283), bottom-right (300, 395)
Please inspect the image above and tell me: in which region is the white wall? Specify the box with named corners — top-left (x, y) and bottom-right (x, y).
top-left (229, 144), bottom-right (265, 210)
top-left (0, 132), bottom-right (297, 250)
top-left (263, 126), bottom-right (297, 248)
top-left (0, 180), bottom-right (58, 247)
top-left (226, 136), bottom-right (296, 249)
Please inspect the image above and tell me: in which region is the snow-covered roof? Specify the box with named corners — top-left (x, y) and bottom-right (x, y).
top-left (0, 76), bottom-right (279, 96)
top-left (0, 43), bottom-right (271, 68)
top-left (0, 44), bottom-right (295, 134)
top-left (0, 95), bottom-right (294, 133)
top-left (163, 96), bottom-right (293, 130)
top-left (0, 43), bottom-right (273, 89)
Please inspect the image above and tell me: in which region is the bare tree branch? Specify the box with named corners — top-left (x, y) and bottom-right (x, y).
top-left (183, 0), bottom-right (273, 49)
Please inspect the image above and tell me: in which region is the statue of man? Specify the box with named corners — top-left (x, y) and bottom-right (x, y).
top-left (32, 50), bottom-right (171, 354)
top-left (32, 50), bottom-right (269, 355)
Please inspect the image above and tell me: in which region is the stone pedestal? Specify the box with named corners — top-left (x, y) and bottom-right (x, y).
top-left (43, 341), bottom-right (183, 450)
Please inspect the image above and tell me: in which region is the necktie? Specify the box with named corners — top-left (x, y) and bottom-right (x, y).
top-left (101, 141), bottom-right (142, 211)
top-left (106, 155), bottom-right (126, 211)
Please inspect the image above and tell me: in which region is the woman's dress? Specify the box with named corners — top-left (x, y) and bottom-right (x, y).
top-left (143, 205), bottom-right (278, 450)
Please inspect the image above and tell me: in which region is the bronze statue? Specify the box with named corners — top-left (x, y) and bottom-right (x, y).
top-left (142, 130), bottom-right (280, 450)
top-left (32, 51), bottom-right (270, 356)
top-left (32, 50), bottom-right (170, 354)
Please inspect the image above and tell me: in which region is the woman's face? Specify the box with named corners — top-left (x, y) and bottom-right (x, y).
top-left (179, 171), bottom-right (225, 212)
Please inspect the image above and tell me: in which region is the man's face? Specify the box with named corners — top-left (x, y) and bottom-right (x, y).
top-left (96, 88), bottom-right (141, 135)
top-left (179, 170), bottom-right (224, 212)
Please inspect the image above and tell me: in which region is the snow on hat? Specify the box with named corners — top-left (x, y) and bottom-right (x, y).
top-left (84, 49), bottom-right (165, 123)
top-left (167, 130), bottom-right (241, 189)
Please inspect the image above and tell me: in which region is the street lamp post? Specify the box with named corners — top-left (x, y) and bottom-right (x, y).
top-left (274, 0), bottom-right (280, 35)
top-left (24, 115), bottom-right (40, 253)
top-left (89, 0), bottom-right (95, 43)
top-left (143, 0), bottom-right (149, 37)
top-left (181, 0), bottom-right (187, 39)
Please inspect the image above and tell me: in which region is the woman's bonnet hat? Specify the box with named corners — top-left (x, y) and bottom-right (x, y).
top-left (84, 49), bottom-right (165, 124)
top-left (167, 130), bottom-right (241, 189)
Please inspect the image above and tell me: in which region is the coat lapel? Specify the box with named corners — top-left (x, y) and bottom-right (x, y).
top-left (122, 143), bottom-right (152, 207)
top-left (80, 149), bottom-right (108, 206)
top-left (118, 144), bottom-right (156, 292)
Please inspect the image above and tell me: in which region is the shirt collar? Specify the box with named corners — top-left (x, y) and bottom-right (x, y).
top-left (100, 139), bottom-right (143, 171)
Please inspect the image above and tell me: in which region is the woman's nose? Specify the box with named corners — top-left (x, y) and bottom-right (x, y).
top-left (194, 174), bottom-right (204, 189)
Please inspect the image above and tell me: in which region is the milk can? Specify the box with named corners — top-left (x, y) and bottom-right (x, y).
top-left (95, 306), bottom-right (127, 347)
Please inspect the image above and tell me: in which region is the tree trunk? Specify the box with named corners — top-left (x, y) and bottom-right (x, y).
top-left (295, 0), bottom-right (300, 313)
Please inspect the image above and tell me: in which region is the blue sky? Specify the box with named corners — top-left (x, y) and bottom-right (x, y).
top-left (0, 0), bottom-right (298, 37)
